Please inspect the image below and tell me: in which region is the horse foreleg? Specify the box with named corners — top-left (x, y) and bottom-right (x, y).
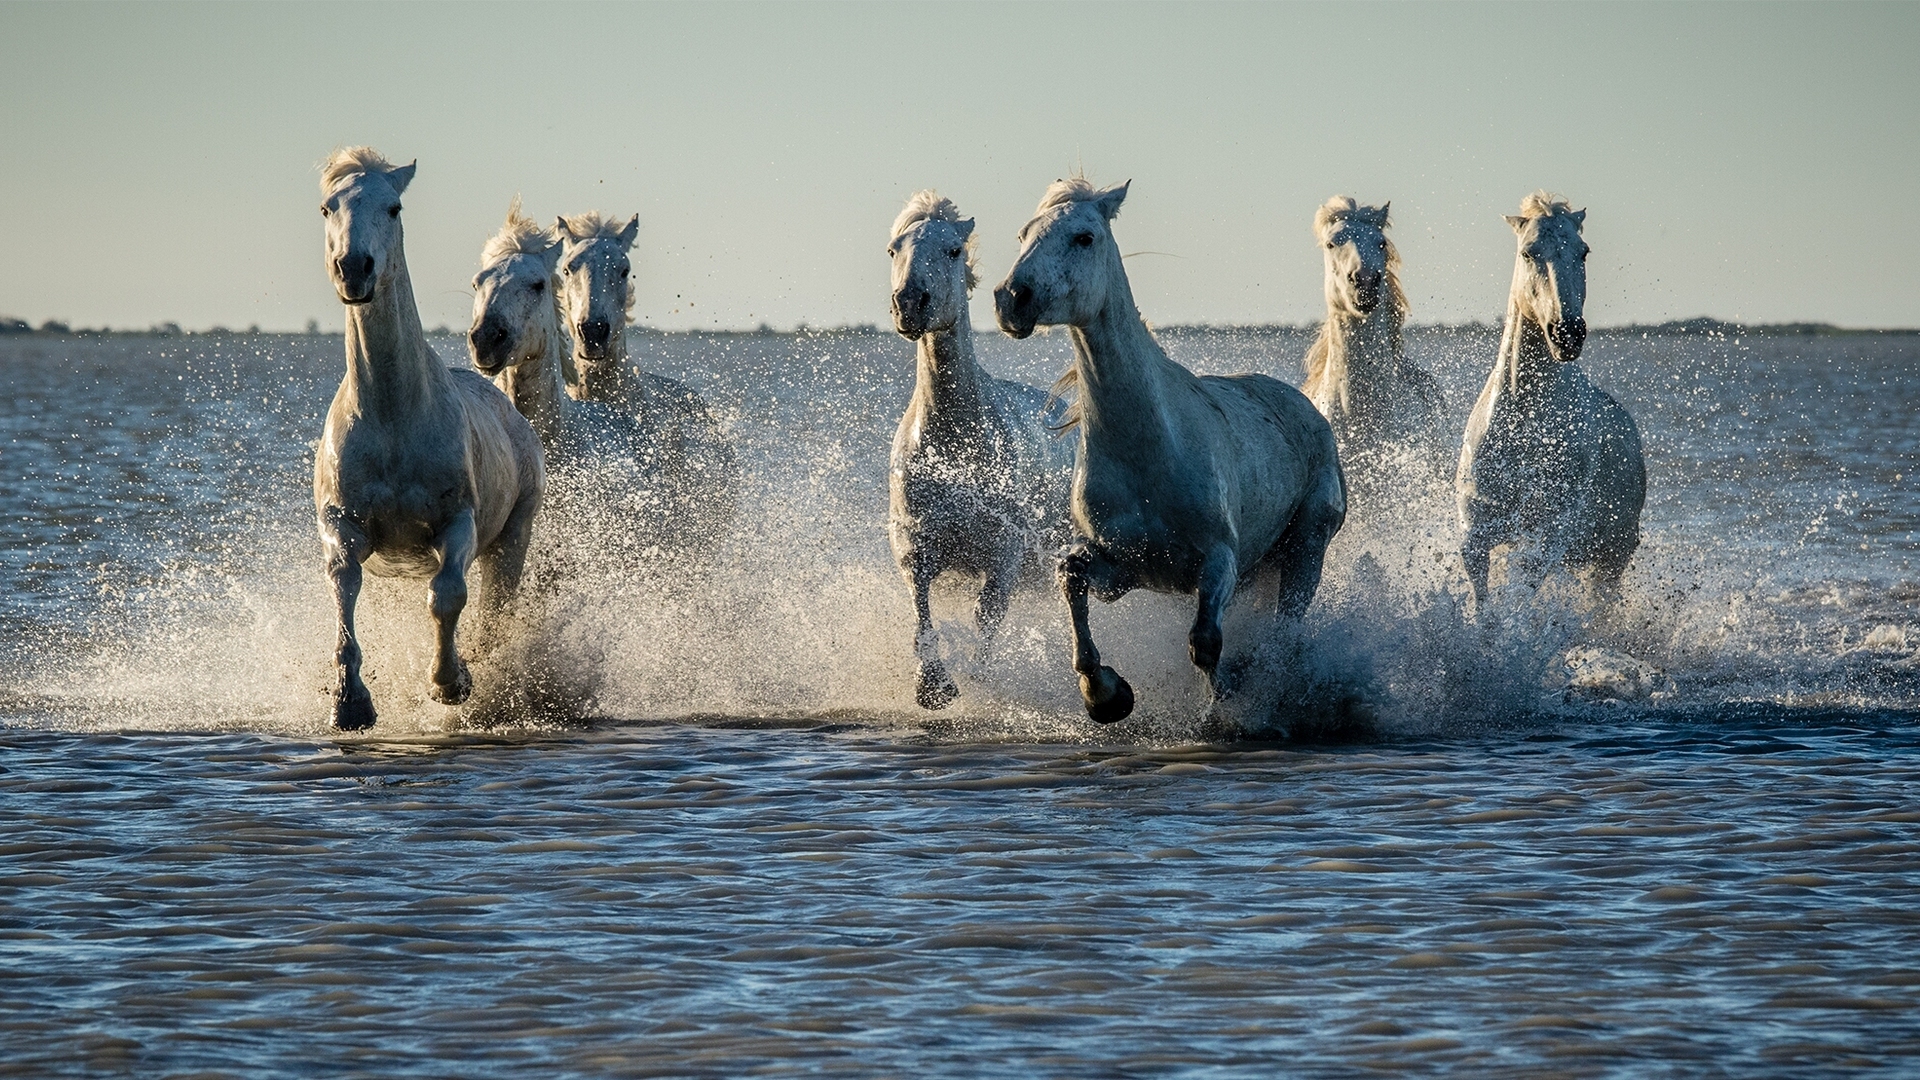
top-left (1461, 521), bottom-right (1496, 613)
top-left (910, 555), bottom-right (959, 711)
top-left (1189, 544), bottom-right (1237, 684)
top-left (1059, 544), bottom-right (1134, 724)
top-left (322, 509), bottom-right (375, 731)
top-left (428, 509), bottom-right (478, 706)
top-left (1272, 470), bottom-right (1347, 620)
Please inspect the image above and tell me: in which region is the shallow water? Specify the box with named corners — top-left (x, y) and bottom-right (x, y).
top-left (3, 328), bottom-right (1919, 1075)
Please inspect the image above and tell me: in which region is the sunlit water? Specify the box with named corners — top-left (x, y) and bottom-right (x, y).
top-left (3, 327), bottom-right (1918, 1075)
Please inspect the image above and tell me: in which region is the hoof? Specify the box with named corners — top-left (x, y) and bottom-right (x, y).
top-left (1081, 666), bottom-right (1135, 724)
top-left (330, 682), bottom-right (377, 732)
top-left (1188, 633), bottom-right (1222, 675)
top-left (430, 663), bottom-right (473, 706)
top-left (916, 672), bottom-right (961, 711)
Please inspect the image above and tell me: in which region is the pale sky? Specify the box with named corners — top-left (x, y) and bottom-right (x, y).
top-left (1, 2), bottom-right (1914, 332)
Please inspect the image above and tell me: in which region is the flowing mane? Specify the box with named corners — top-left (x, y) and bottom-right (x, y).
top-left (482, 197), bottom-right (555, 266)
top-left (1516, 189), bottom-right (1575, 222)
top-left (320, 146), bottom-right (398, 191)
top-left (890, 190), bottom-right (977, 289)
top-left (1029, 176), bottom-right (1118, 220)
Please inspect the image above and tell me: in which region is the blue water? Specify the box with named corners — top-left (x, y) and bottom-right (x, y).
top-left (2, 327), bottom-right (1918, 1075)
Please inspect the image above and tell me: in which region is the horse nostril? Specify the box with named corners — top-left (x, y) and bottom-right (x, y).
top-left (579, 319), bottom-right (611, 350)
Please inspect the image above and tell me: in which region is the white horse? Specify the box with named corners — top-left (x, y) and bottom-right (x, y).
top-left (554, 212), bottom-right (737, 549)
top-left (1457, 192), bottom-right (1645, 610)
top-left (313, 149), bottom-right (545, 730)
top-left (886, 191), bottom-right (1074, 710)
top-left (468, 201), bottom-right (670, 557)
top-left (1301, 197), bottom-right (1446, 479)
top-left (994, 179), bottom-right (1347, 723)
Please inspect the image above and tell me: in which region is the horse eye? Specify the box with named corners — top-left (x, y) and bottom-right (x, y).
top-left (320, 206), bottom-right (331, 217)
top-left (947, 247), bottom-right (962, 259)
top-left (886, 247), bottom-right (896, 258)
top-left (531, 280), bottom-right (545, 293)
top-left (1073, 233), bottom-right (1095, 248)
top-left (388, 205), bottom-right (401, 218)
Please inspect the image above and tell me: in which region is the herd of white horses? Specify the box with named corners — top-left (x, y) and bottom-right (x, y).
top-left (313, 147), bottom-right (1645, 731)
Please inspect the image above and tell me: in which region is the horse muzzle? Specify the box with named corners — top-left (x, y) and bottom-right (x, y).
top-left (891, 288), bottom-right (930, 340)
top-left (576, 318), bottom-right (613, 358)
top-left (467, 319), bottom-right (516, 375)
top-left (1548, 317), bottom-right (1587, 361)
top-left (993, 282), bottom-right (1037, 340)
top-left (333, 254), bottom-right (376, 306)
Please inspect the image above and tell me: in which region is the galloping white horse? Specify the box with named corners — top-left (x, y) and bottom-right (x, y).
top-left (1457, 192), bottom-right (1645, 609)
top-left (994, 179), bottom-right (1346, 723)
top-left (1301, 197), bottom-right (1446, 478)
top-left (886, 191), bottom-right (1074, 710)
top-left (313, 149), bottom-right (545, 730)
top-left (468, 201), bottom-right (669, 555)
top-left (554, 212), bottom-right (737, 548)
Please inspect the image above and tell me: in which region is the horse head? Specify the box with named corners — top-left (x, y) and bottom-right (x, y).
top-left (1505, 192), bottom-right (1589, 361)
top-left (469, 200), bottom-right (562, 377)
top-left (888, 192), bottom-right (976, 339)
top-left (555, 212), bottom-right (639, 365)
top-left (1316, 197), bottom-right (1396, 316)
top-left (320, 148), bottom-right (416, 306)
top-left (994, 179), bottom-right (1130, 339)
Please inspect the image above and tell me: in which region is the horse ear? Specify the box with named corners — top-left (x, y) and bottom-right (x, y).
top-left (555, 216), bottom-right (576, 241)
top-left (386, 161), bottom-right (416, 195)
top-left (618, 215), bottom-right (640, 249)
top-left (1504, 215), bottom-right (1527, 234)
top-left (1094, 181), bottom-right (1130, 222)
top-left (540, 240), bottom-right (563, 273)
top-left (1572, 208), bottom-right (1587, 225)
top-left (1378, 200), bottom-right (1391, 225)
top-left (955, 218), bottom-right (976, 241)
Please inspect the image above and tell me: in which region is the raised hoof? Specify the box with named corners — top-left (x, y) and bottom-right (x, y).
top-left (1082, 667), bottom-right (1135, 724)
top-left (916, 672), bottom-right (961, 711)
top-left (430, 663), bottom-right (474, 706)
top-left (330, 682), bottom-right (377, 732)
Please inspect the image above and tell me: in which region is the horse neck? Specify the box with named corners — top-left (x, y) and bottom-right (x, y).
top-left (341, 252), bottom-right (444, 418)
top-left (1491, 292), bottom-right (1560, 406)
top-left (499, 297), bottom-right (572, 442)
top-left (576, 323), bottom-right (628, 401)
top-left (910, 318), bottom-right (988, 426)
top-left (1068, 272), bottom-right (1177, 441)
top-left (1308, 293), bottom-right (1403, 412)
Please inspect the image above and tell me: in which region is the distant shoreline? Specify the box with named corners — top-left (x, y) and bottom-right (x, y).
top-left (3, 317), bottom-right (1916, 339)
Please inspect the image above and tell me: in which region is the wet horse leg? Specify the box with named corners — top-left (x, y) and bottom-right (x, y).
top-left (973, 545), bottom-right (1022, 658)
top-left (911, 553), bottom-right (959, 710)
top-left (322, 507), bottom-right (376, 731)
top-left (428, 509), bottom-right (477, 706)
top-left (1058, 543), bottom-right (1135, 724)
top-left (1189, 543), bottom-right (1237, 693)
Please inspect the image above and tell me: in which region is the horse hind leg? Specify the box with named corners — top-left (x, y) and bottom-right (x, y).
top-left (1059, 543), bottom-right (1134, 724)
top-left (323, 509), bottom-right (376, 731)
top-left (973, 546), bottom-right (1022, 659)
top-left (1271, 471), bottom-right (1347, 621)
top-left (428, 510), bottom-right (479, 706)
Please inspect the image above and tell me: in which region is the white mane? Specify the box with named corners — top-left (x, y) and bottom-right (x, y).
top-left (320, 146), bottom-right (397, 192)
top-left (1030, 176), bottom-right (1118, 219)
top-left (1515, 190), bottom-right (1576, 222)
top-left (482, 197), bottom-right (555, 266)
top-left (557, 211), bottom-right (635, 244)
top-left (891, 190), bottom-right (978, 290)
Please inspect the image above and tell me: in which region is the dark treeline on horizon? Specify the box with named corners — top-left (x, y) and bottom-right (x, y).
top-left (3, 316), bottom-right (1915, 340)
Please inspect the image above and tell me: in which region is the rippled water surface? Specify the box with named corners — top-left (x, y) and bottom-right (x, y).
top-left (3, 329), bottom-right (1919, 1075)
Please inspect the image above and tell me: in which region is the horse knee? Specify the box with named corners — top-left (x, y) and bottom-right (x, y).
top-left (429, 575), bottom-right (468, 622)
